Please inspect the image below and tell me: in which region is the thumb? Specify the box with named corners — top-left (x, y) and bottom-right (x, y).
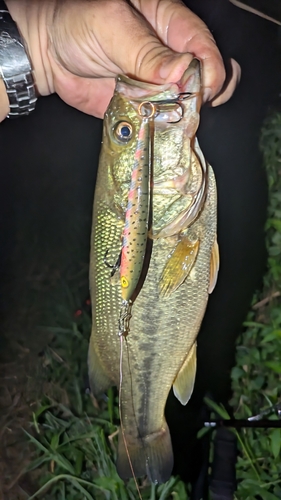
top-left (82, 0), bottom-right (194, 84)
top-left (134, 47), bottom-right (196, 86)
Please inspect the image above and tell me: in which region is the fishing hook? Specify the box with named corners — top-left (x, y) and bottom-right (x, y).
top-left (104, 249), bottom-right (121, 277)
top-left (147, 92), bottom-right (194, 106)
top-left (135, 92), bottom-right (199, 124)
top-left (166, 92), bottom-right (200, 123)
top-left (166, 103), bottom-right (184, 124)
top-left (178, 91), bottom-right (194, 101)
top-left (138, 99), bottom-right (183, 123)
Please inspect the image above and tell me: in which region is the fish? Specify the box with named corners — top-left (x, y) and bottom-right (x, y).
top-left (88, 58), bottom-right (219, 485)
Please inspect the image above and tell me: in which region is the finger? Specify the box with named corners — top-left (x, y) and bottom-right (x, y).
top-left (211, 59), bottom-right (241, 107)
top-left (132, 0), bottom-right (226, 100)
top-left (86, 0), bottom-right (195, 83)
top-left (51, 0), bottom-right (203, 85)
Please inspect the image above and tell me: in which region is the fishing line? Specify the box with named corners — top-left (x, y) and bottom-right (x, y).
top-left (118, 310), bottom-right (150, 488)
top-left (119, 334), bottom-right (143, 500)
top-left (124, 333), bottom-right (152, 481)
top-left (118, 106), bottom-right (155, 488)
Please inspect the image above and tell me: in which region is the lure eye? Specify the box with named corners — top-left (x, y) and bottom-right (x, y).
top-left (114, 121), bottom-right (133, 142)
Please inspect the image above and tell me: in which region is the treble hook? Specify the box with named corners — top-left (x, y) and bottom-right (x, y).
top-left (177, 92), bottom-right (193, 100)
top-left (149, 93), bottom-right (197, 124)
top-left (166, 92), bottom-right (200, 123)
top-left (166, 103), bottom-right (184, 123)
top-left (104, 249), bottom-right (121, 277)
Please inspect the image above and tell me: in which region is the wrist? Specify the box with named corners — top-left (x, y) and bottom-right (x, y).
top-left (0, 78), bottom-right (9, 122)
top-left (5, 0), bottom-right (55, 97)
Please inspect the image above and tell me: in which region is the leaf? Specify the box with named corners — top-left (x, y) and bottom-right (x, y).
top-left (231, 366), bottom-right (244, 381)
top-left (261, 329), bottom-right (281, 343)
top-left (26, 455), bottom-right (50, 472)
top-left (197, 426), bottom-right (211, 439)
top-left (243, 321), bottom-right (265, 328)
top-left (23, 429), bottom-right (50, 455)
top-left (239, 478), bottom-right (280, 499)
top-left (50, 433), bottom-right (60, 450)
top-left (33, 404), bottom-right (53, 419)
top-left (52, 452), bottom-right (76, 475)
top-left (204, 397), bottom-right (230, 420)
top-left (265, 361), bottom-right (281, 374)
top-left (267, 219), bottom-right (281, 231)
top-left (70, 478), bottom-right (96, 500)
top-left (74, 450), bottom-right (84, 476)
top-left (248, 376), bottom-right (264, 391)
top-left (157, 477), bottom-right (178, 500)
top-left (169, 480), bottom-right (189, 500)
top-left (270, 428), bottom-right (281, 459)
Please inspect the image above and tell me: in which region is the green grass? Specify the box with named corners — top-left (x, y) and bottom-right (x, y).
top-left (24, 295), bottom-right (188, 499)
top-left (25, 112), bottom-right (281, 499)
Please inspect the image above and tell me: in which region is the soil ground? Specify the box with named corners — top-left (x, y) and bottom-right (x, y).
top-left (0, 334), bottom-right (44, 499)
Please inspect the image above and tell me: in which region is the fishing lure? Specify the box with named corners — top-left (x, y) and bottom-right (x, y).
top-left (118, 101), bottom-right (156, 336)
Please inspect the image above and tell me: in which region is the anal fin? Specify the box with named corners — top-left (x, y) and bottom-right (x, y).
top-left (88, 336), bottom-right (113, 396)
top-left (209, 237), bottom-right (220, 293)
top-left (173, 342), bottom-right (197, 405)
top-left (159, 237), bottom-right (199, 298)
top-left (116, 420), bottom-right (173, 484)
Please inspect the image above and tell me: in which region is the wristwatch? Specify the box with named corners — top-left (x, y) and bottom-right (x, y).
top-left (0, 0), bottom-right (37, 118)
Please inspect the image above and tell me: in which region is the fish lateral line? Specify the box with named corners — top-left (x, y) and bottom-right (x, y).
top-left (118, 334), bottom-right (144, 500)
top-left (118, 307), bottom-right (154, 491)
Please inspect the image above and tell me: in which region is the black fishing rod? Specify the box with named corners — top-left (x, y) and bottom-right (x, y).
top-left (204, 400), bottom-right (281, 429)
top-left (204, 419), bottom-right (281, 429)
top-left (192, 399), bottom-right (281, 500)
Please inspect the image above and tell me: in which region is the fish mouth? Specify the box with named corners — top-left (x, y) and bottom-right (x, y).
top-left (116, 58), bottom-right (201, 102)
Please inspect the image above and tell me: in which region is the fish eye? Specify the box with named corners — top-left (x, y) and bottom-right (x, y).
top-left (114, 121), bottom-right (133, 142)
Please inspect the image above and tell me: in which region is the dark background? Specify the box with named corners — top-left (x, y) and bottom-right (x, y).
top-left (0, 0), bottom-right (280, 495)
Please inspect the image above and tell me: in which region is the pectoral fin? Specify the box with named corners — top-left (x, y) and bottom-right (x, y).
top-left (173, 342), bottom-right (197, 405)
top-left (209, 237), bottom-right (220, 294)
top-left (159, 237), bottom-right (199, 298)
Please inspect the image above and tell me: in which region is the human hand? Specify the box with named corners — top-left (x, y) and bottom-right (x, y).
top-left (5, 0), bottom-right (241, 118)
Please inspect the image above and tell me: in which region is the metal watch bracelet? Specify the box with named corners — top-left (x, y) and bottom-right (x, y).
top-left (0, 0), bottom-right (37, 118)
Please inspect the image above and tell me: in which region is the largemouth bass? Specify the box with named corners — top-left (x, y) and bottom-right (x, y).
top-left (89, 59), bottom-right (219, 484)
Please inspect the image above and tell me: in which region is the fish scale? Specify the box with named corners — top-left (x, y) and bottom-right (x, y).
top-left (89, 59), bottom-right (219, 484)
